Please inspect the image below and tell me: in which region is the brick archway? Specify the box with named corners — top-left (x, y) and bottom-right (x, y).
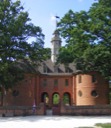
top-left (63, 92), bottom-right (71, 105)
top-left (41, 92), bottom-right (49, 107)
top-left (52, 92), bottom-right (60, 115)
top-left (52, 92), bottom-right (60, 105)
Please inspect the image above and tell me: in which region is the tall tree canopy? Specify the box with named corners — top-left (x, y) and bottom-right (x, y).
top-left (57, 0), bottom-right (111, 79)
top-left (0, 0), bottom-right (49, 88)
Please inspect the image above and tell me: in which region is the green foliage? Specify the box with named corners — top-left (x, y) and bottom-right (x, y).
top-left (57, 47), bottom-right (73, 64)
top-left (95, 123), bottom-right (111, 128)
top-left (0, 62), bottom-right (24, 89)
top-left (43, 48), bottom-right (51, 59)
top-left (53, 94), bottom-right (59, 105)
top-left (63, 94), bottom-right (70, 105)
top-left (57, 0), bottom-right (111, 79)
top-left (0, 0), bottom-right (49, 88)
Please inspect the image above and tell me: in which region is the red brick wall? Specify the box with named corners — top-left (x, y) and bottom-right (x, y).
top-left (60, 104), bottom-right (111, 115)
top-left (3, 74), bottom-right (36, 106)
top-left (3, 72), bottom-right (109, 108)
top-left (39, 75), bottom-right (75, 107)
top-left (75, 72), bottom-right (109, 105)
top-left (0, 103), bottom-right (45, 116)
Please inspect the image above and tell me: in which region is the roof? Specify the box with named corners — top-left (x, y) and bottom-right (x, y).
top-left (37, 59), bottom-right (77, 75)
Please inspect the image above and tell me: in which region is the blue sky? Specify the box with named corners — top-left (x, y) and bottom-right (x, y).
top-left (13, 0), bottom-right (96, 48)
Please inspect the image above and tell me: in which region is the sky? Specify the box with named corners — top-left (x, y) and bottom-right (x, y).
top-left (13, 0), bottom-right (96, 48)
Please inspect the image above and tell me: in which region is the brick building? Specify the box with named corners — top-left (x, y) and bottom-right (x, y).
top-left (0, 30), bottom-right (109, 108)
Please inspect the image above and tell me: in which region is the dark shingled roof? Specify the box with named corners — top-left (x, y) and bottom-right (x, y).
top-left (37, 59), bottom-right (77, 75)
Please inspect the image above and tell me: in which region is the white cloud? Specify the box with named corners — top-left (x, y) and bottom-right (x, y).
top-left (51, 16), bottom-right (56, 23)
top-left (50, 14), bottom-right (56, 27)
top-left (78, 0), bottom-right (84, 2)
top-left (49, 13), bottom-right (60, 29)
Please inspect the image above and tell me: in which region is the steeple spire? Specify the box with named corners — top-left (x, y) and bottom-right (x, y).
top-left (51, 29), bottom-right (62, 63)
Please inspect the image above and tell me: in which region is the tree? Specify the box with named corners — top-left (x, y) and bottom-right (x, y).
top-left (0, 0), bottom-right (48, 89)
top-left (57, 0), bottom-right (111, 79)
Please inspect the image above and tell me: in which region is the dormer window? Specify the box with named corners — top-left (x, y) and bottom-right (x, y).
top-left (65, 66), bottom-right (73, 73)
top-left (65, 66), bottom-right (69, 73)
top-left (43, 63), bottom-right (52, 73)
top-left (65, 68), bottom-right (68, 73)
top-left (54, 65), bottom-right (58, 73)
top-left (43, 64), bottom-right (47, 73)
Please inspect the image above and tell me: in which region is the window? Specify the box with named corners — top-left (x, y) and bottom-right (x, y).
top-left (65, 67), bottom-right (73, 73)
top-left (43, 64), bottom-right (52, 73)
top-left (78, 75), bottom-right (82, 83)
top-left (43, 79), bottom-right (47, 86)
top-left (54, 65), bottom-right (58, 73)
top-left (12, 90), bottom-right (19, 97)
top-left (78, 90), bottom-right (82, 97)
top-left (43, 64), bottom-right (47, 73)
top-left (65, 79), bottom-right (69, 86)
top-left (54, 79), bottom-right (58, 86)
top-left (65, 67), bottom-right (69, 73)
top-left (92, 75), bottom-right (96, 83)
top-left (91, 90), bottom-right (98, 97)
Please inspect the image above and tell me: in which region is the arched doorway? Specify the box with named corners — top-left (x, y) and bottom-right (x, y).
top-left (63, 92), bottom-right (71, 105)
top-left (52, 93), bottom-right (60, 105)
top-left (41, 92), bottom-right (49, 106)
top-left (52, 92), bottom-right (60, 115)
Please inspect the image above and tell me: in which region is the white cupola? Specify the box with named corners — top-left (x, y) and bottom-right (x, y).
top-left (51, 30), bottom-right (62, 63)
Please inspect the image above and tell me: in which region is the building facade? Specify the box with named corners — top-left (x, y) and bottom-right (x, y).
top-left (0, 30), bottom-right (110, 108)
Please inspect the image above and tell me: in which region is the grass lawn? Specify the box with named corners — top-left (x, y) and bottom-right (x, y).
top-left (95, 123), bottom-right (111, 128)
top-left (78, 123), bottom-right (111, 128)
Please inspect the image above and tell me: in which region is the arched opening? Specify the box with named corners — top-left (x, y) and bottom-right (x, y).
top-left (41, 92), bottom-right (49, 106)
top-left (63, 92), bottom-right (71, 105)
top-left (52, 93), bottom-right (60, 105)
